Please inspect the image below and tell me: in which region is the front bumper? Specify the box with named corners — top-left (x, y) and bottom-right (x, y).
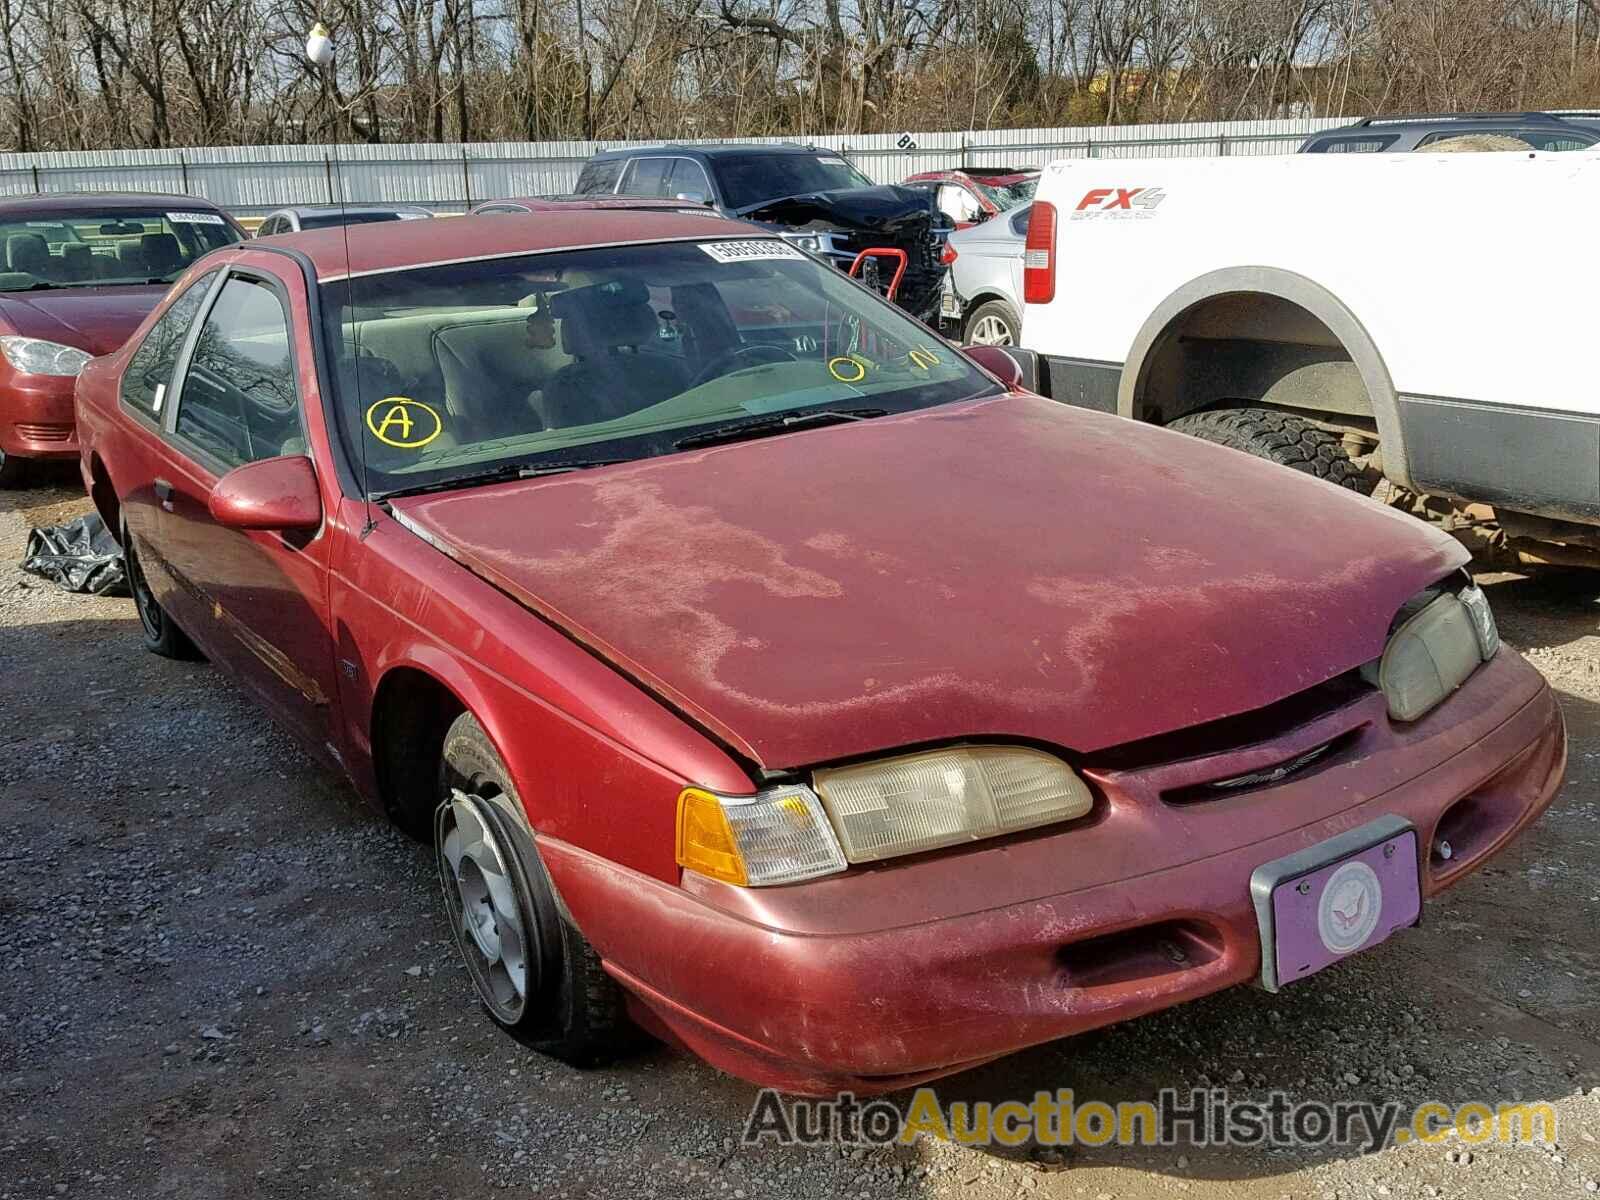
top-left (1, 371), bottom-right (80, 460)
top-left (541, 651), bottom-right (1564, 1096)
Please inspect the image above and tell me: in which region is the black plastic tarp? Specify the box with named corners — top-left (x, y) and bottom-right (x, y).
top-left (21, 512), bottom-right (128, 596)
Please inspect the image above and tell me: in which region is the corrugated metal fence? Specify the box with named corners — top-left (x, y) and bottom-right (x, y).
top-left (0, 117), bottom-right (1348, 215)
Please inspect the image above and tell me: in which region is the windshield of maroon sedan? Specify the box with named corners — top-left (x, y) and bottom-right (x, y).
top-left (321, 239), bottom-right (996, 494)
top-left (0, 209), bottom-right (239, 290)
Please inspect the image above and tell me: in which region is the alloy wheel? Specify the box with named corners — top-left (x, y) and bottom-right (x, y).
top-left (437, 790), bottom-right (531, 1022)
top-left (969, 314), bottom-right (1015, 346)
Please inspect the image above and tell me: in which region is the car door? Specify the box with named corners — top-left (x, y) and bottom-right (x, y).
top-left (144, 264), bottom-right (339, 757)
top-left (115, 268), bottom-right (226, 613)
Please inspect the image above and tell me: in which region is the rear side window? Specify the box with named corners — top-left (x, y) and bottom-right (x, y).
top-left (120, 269), bottom-right (219, 417)
top-left (173, 276), bottom-right (300, 468)
top-left (574, 159), bottom-right (623, 195)
top-left (1304, 135), bottom-right (1399, 153)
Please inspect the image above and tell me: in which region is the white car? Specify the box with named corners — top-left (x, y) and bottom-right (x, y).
top-left (938, 203), bottom-right (1030, 346)
top-left (1014, 149), bottom-right (1600, 564)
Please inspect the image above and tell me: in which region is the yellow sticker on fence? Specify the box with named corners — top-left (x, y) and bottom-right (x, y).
top-left (366, 397), bottom-right (442, 449)
top-left (827, 356), bottom-right (867, 384)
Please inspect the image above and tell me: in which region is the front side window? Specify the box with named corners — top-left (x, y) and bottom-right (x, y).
top-left (299, 211), bottom-right (409, 230)
top-left (321, 239), bottom-right (998, 498)
top-left (667, 159), bottom-right (713, 200)
top-left (120, 269), bottom-right (221, 417)
top-left (173, 276), bottom-right (299, 469)
top-left (0, 208), bottom-right (239, 289)
top-left (937, 184), bottom-right (982, 223)
top-left (715, 153), bottom-right (876, 211)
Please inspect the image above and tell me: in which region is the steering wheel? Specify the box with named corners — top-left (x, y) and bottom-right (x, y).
top-left (689, 342), bottom-right (796, 389)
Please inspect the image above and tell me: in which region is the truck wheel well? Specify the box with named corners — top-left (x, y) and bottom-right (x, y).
top-left (1131, 292), bottom-right (1373, 428)
top-left (371, 667), bottom-right (467, 840)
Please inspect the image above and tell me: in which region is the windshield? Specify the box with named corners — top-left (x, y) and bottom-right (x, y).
top-left (321, 238), bottom-right (997, 497)
top-left (975, 178), bottom-right (1038, 209)
top-left (0, 209), bottom-right (239, 290)
top-left (717, 154), bottom-right (877, 210)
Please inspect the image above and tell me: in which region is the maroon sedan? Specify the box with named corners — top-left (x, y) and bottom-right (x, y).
top-left (76, 211), bottom-right (1564, 1096)
top-left (0, 192), bottom-right (243, 484)
top-left (903, 168), bottom-right (1039, 227)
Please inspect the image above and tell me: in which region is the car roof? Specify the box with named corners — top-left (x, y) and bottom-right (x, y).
top-left (1313, 111), bottom-right (1600, 137)
top-left (0, 191), bottom-right (231, 215)
top-left (588, 142), bottom-right (825, 161)
top-left (260, 208), bottom-right (760, 280)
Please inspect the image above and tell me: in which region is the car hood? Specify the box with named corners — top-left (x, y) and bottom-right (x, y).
top-left (390, 395), bottom-right (1466, 771)
top-left (0, 284), bottom-right (170, 355)
top-left (739, 185), bottom-right (936, 232)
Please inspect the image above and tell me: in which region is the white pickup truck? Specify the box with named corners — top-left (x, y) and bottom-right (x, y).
top-left (1012, 149), bottom-right (1600, 565)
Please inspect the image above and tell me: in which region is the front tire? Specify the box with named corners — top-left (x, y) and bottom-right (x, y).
top-left (0, 449), bottom-right (26, 488)
top-left (963, 298), bottom-right (1021, 347)
top-left (1167, 407), bottom-right (1368, 492)
top-left (436, 712), bottom-right (639, 1065)
top-left (122, 525), bottom-right (202, 659)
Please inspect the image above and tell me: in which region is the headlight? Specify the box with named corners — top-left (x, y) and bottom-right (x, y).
top-left (1370, 584), bottom-right (1498, 722)
top-left (814, 746), bottom-right (1094, 864)
top-left (783, 234), bottom-right (823, 253)
top-left (676, 784), bottom-right (847, 886)
top-left (0, 335), bottom-right (92, 377)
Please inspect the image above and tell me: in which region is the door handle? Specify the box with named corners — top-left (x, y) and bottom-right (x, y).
top-left (154, 478), bottom-right (174, 512)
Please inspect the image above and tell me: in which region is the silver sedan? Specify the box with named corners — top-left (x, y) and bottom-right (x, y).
top-left (939, 203), bottom-right (1030, 346)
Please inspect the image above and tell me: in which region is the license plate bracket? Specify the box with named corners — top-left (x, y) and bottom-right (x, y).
top-left (1250, 814), bottom-right (1422, 993)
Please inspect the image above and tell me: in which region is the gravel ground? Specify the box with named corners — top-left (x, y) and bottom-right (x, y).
top-left (2, 466), bottom-right (1597, 1200)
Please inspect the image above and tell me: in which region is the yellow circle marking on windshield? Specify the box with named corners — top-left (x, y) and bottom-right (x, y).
top-left (828, 356), bottom-right (867, 384)
top-left (908, 347), bottom-right (942, 371)
top-left (366, 397), bottom-right (441, 449)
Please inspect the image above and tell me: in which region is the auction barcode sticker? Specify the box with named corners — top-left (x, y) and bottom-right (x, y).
top-left (167, 211), bottom-right (226, 225)
top-left (699, 240), bottom-right (806, 264)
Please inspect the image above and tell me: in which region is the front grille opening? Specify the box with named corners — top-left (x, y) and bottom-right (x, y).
top-left (1056, 919), bottom-right (1224, 991)
top-left (1085, 669), bottom-right (1372, 773)
top-left (1161, 728), bottom-right (1364, 805)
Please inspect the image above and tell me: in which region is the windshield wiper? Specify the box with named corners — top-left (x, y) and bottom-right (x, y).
top-left (372, 458), bottom-right (623, 501)
top-left (674, 408), bottom-right (887, 450)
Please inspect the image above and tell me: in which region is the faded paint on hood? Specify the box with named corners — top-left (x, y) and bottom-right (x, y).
top-left (0, 284), bottom-right (171, 355)
top-left (391, 395), bottom-right (1466, 770)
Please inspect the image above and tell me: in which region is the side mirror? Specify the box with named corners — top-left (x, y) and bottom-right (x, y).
top-left (962, 344), bottom-right (1025, 388)
top-left (674, 191), bottom-right (712, 206)
top-left (208, 454), bottom-right (323, 531)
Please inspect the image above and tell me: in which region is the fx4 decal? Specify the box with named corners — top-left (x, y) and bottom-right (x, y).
top-left (1071, 187), bottom-right (1167, 220)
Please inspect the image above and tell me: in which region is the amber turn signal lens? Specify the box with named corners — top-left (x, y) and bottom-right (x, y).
top-left (675, 787), bottom-right (748, 886)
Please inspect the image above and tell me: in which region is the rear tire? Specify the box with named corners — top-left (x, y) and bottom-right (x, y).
top-left (963, 299), bottom-right (1021, 347)
top-left (1167, 407), bottom-right (1368, 492)
top-left (122, 525), bottom-right (202, 660)
top-left (436, 712), bottom-right (640, 1066)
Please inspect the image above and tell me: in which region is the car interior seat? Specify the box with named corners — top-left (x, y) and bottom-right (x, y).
top-left (115, 241), bottom-right (148, 276)
top-left (60, 243), bottom-right (94, 282)
top-left (433, 314), bottom-right (567, 440)
top-left (141, 233), bottom-right (183, 277)
top-left (6, 234), bottom-right (53, 279)
top-left (540, 280), bottom-right (690, 429)
top-left (668, 282), bottom-right (742, 376)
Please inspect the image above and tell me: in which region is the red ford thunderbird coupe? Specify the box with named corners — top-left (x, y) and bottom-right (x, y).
top-left (75, 211), bottom-right (1565, 1095)
top-left (0, 192), bottom-right (244, 485)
